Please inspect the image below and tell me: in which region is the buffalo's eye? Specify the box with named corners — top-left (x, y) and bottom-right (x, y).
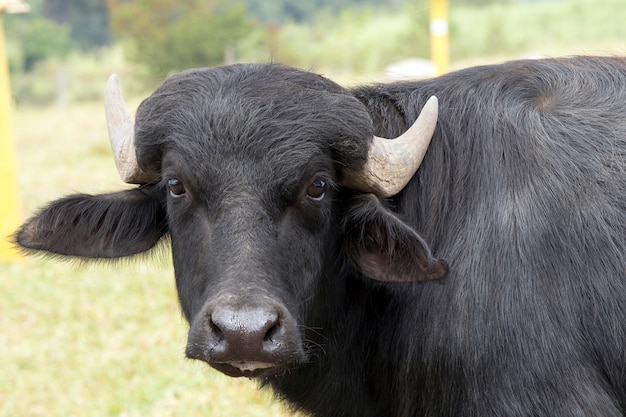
top-left (167, 178), bottom-right (186, 198)
top-left (307, 178), bottom-right (327, 201)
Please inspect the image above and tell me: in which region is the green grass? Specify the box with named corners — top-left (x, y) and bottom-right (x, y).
top-left (448, 0), bottom-right (626, 63)
top-left (1, 103), bottom-right (296, 417)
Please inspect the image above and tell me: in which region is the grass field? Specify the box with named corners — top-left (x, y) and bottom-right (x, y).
top-left (1, 103), bottom-right (295, 417)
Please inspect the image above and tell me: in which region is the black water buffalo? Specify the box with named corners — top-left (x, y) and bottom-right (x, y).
top-left (17, 56), bottom-right (626, 417)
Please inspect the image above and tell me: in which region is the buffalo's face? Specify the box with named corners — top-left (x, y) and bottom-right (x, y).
top-left (16, 63), bottom-right (447, 379)
top-left (162, 141), bottom-right (345, 377)
top-left (133, 65), bottom-right (375, 377)
top-left (172, 170), bottom-right (337, 376)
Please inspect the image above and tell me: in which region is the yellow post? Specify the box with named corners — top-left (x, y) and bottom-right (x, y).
top-left (0, 9), bottom-right (23, 261)
top-left (430, 0), bottom-right (449, 76)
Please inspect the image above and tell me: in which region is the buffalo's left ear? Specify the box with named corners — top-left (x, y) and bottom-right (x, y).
top-left (342, 194), bottom-right (447, 282)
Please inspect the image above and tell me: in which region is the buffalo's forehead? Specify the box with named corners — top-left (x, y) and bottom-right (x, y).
top-left (135, 63), bottom-right (373, 188)
top-left (165, 124), bottom-right (333, 201)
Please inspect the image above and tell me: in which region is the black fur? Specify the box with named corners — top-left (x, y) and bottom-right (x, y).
top-left (17, 186), bottom-right (166, 258)
top-left (17, 57), bottom-right (626, 416)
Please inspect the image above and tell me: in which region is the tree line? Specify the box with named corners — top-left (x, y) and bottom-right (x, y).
top-left (5, 0), bottom-right (511, 78)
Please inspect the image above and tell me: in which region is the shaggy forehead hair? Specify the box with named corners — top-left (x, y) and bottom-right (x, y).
top-left (133, 63), bottom-right (374, 180)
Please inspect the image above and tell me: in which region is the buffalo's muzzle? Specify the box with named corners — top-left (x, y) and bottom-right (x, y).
top-left (186, 298), bottom-right (305, 377)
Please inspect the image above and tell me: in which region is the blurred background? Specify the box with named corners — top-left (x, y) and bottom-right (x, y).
top-left (5, 0), bottom-right (626, 105)
top-left (1, 0), bottom-right (625, 416)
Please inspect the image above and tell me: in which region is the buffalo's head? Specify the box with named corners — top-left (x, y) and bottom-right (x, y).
top-left (17, 64), bottom-right (446, 378)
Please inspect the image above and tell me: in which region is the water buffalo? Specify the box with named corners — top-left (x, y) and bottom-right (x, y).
top-left (17, 56), bottom-right (626, 416)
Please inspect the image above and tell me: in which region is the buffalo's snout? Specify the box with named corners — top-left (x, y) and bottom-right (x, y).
top-left (209, 308), bottom-right (282, 357)
top-left (186, 297), bottom-right (305, 377)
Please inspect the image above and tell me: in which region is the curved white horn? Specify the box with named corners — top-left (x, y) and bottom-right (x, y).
top-left (343, 96), bottom-right (438, 197)
top-left (104, 74), bottom-right (158, 184)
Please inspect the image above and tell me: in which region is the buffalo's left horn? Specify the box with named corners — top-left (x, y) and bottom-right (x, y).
top-left (104, 74), bottom-right (159, 184)
top-left (343, 96), bottom-right (438, 197)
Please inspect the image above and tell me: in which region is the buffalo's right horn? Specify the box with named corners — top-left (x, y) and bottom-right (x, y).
top-left (343, 96), bottom-right (438, 197)
top-left (104, 74), bottom-right (159, 184)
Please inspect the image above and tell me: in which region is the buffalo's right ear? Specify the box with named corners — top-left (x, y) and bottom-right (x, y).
top-left (341, 194), bottom-right (447, 283)
top-left (16, 185), bottom-right (167, 259)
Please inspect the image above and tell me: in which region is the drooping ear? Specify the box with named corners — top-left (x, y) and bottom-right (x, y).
top-left (342, 194), bottom-right (447, 282)
top-left (16, 185), bottom-right (167, 259)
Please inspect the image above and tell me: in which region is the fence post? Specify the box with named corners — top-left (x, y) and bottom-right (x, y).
top-left (430, 0), bottom-right (449, 76)
top-left (0, 3), bottom-right (29, 262)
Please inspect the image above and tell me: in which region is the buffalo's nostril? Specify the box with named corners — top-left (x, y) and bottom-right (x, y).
top-left (209, 318), bottom-right (224, 341)
top-left (263, 322), bottom-right (279, 342)
top-left (262, 322), bottom-right (284, 354)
